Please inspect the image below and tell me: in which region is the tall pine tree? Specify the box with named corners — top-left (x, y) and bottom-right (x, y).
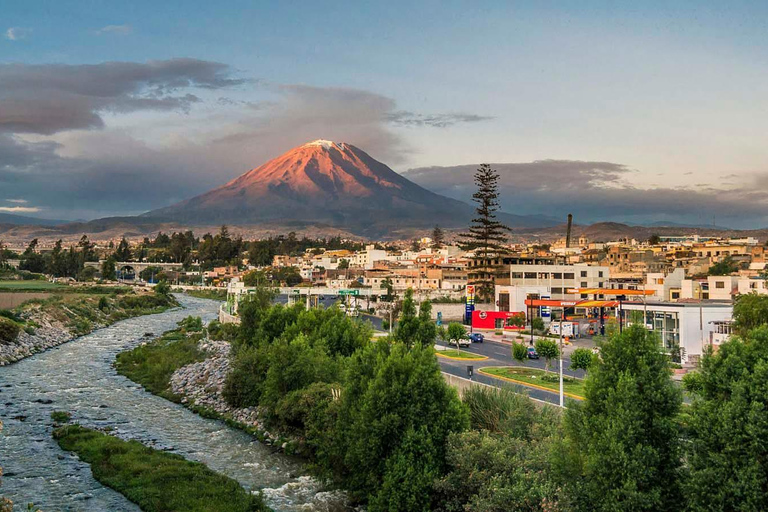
top-left (460, 164), bottom-right (510, 300)
top-left (431, 225), bottom-right (445, 250)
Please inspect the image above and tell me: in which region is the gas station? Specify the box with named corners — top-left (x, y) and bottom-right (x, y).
top-left (523, 288), bottom-right (656, 336)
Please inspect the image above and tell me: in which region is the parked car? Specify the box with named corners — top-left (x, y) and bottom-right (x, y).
top-left (451, 337), bottom-right (471, 348)
top-left (527, 347), bottom-right (539, 359)
top-left (468, 333), bottom-right (484, 343)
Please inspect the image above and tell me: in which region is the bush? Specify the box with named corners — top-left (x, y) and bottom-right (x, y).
top-left (51, 411), bottom-right (72, 423)
top-left (0, 317), bottom-right (21, 345)
top-left (177, 316), bottom-right (203, 332)
top-left (206, 320), bottom-right (239, 341)
top-left (222, 345), bottom-right (270, 408)
top-left (462, 385), bottom-right (544, 438)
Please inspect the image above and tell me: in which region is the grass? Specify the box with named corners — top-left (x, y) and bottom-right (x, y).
top-left (53, 424), bottom-right (270, 512)
top-left (0, 280), bottom-right (65, 291)
top-left (435, 349), bottom-right (488, 360)
top-left (480, 366), bottom-right (586, 399)
top-left (182, 288), bottom-right (227, 300)
top-left (115, 329), bottom-right (206, 401)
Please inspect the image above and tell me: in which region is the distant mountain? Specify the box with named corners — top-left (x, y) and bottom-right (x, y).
top-left (144, 140), bottom-right (557, 236)
top-left (0, 212), bottom-right (66, 226)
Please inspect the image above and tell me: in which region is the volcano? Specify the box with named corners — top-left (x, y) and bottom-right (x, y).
top-left (145, 140), bottom-right (552, 235)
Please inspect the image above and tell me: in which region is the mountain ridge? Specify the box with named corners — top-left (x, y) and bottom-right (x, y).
top-left (144, 140), bottom-right (556, 236)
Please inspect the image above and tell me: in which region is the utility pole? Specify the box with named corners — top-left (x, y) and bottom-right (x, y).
top-left (559, 309), bottom-right (564, 408)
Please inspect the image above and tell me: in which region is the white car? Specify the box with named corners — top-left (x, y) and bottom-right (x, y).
top-left (450, 337), bottom-right (471, 348)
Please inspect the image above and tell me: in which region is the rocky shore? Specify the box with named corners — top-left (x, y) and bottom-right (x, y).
top-left (0, 306), bottom-right (80, 366)
top-left (169, 339), bottom-right (293, 451)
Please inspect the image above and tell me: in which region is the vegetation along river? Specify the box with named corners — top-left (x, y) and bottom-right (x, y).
top-left (0, 295), bottom-right (343, 511)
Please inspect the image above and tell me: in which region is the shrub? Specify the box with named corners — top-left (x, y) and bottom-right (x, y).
top-left (0, 317), bottom-right (21, 345)
top-left (177, 316), bottom-right (204, 332)
top-left (51, 411), bottom-right (72, 423)
top-left (462, 385), bottom-right (543, 437)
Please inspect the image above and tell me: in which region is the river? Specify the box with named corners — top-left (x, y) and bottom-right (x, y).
top-left (0, 295), bottom-right (345, 511)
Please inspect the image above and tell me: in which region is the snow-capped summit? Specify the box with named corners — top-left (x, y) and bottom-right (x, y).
top-left (145, 140), bottom-right (476, 235)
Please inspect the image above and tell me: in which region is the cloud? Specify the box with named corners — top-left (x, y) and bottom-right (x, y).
top-left (96, 24), bottom-right (133, 36)
top-left (0, 206), bottom-right (40, 213)
top-left (0, 58), bottom-right (244, 135)
top-left (386, 111), bottom-right (493, 128)
top-left (5, 27), bottom-right (31, 41)
top-left (403, 162), bottom-right (768, 229)
top-left (5, 199), bottom-right (27, 204)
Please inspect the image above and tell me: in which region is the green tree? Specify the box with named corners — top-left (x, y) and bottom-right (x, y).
top-left (683, 326), bottom-right (768, 511)
top-left (337, 258), bottom-right (350, 270)
top-left (431, 225), bottom-right (445, 249)
top-left (114, 237), bottom-right (133, 262)
top-left (647, 234), bottom-right (661, 245)
top-left (708, 255), bottom-right (740, 276)
top-left (139, 265), bottom-right (165, 283)
top-left (534, 339), bottom-right (559, 374)
top-left (101, 256), bottom-right (117, 281)
top-left (446, 322), bottom-right (467, 348)
top-left (19, 238), bottom-right (46, 273)
top-left (531, 316), bottom-right (545, 333)
top-left (393, 288), bottom-right (419, 345)
top-left (326, 342), bottom-right (469, 509)
top-left (732, 292), bottom-right (768, 335)
top-left (512, 342), bottom-right (528, 364)
top-left (459, 164), bottom-right (510, 300)
top-left (434, 428), bottom-right (564, 512)
top-left (415, 300), bottom-right (437, 347)
top-left (570, 347), bottom-right (597, 372)
top-left (154, 280), bottom-right (171, 296)
top-left (380, 277), bottom-right (394, 301)
top-left (562, 325), bottom-right (682, 512)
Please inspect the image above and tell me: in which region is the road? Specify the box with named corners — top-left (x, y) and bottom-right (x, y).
top-left (436, 336), bottom-right (586, 406)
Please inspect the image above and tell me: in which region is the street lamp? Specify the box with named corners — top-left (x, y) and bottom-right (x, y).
top-left (558, 308), bottom-right (564, 408)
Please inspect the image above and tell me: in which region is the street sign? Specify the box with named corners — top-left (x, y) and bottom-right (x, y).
top-left (339, 289), bottom-right (359, 296)
top-left (436, 311), bottom-right (443, 326)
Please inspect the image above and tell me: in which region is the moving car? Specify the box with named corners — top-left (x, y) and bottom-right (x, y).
top-left (527, 347), bottom-right (539, 359)
top-left (451, 337), bottom-right (471, 348)
top-left (468, 333), bottom-right (484, 343)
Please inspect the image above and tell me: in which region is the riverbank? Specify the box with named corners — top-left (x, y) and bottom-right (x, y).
top-left (117, 330), bottom-right (301, 454)
top-left (0, 288), bottom-right (178, 365)
top-left (54, 424), bottom-right (271, 512)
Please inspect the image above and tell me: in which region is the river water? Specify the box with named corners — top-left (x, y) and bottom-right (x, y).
top-left (0, 295), bottom-right (344, 511)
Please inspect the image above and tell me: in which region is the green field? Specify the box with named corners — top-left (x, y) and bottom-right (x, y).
top-left (480, 366), bottom-right (586, 398)
top-left (435, 349), bottom-right (488, 360)
top-left (54, 425), bottom-right (270, 512)
top-left (0, 280), bottom-right (65, 291)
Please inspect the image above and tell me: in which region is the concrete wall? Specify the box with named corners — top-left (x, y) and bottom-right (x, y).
top-left (428, 303), bottom-right (492, 321)
top-left (218, 305), bottom-right (240, 325)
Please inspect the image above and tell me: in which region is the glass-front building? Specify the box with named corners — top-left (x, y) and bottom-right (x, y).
top-left (621, 301), bottom-right (732, 365)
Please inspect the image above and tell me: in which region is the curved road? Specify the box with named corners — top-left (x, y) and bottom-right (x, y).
top-left (437, 337), bottom-right (585, 406)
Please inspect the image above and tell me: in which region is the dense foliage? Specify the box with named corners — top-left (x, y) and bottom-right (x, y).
top-left (19, 236), bottom-right (98, 279)
top-left (732, 292), bottom-right (768, 334)
top-left (221, 289), bottom-right (468, 510)
top-left (562, 325), bottom-right (682, 512)
top-left (683, 326), bottom-right (768, 511)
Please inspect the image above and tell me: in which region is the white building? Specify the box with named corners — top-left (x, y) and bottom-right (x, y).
top-left (621, 301), bottom-right (732, 364)
top-left (353, 245), bottom-right (389, 269)
top-left (495, 284), bottom-right (550, 313)
top-left (507, 263), bottom-right (610, 300)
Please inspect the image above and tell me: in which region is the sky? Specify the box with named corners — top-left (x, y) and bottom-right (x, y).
top-left (1, 0), bottom-right (768, 228)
